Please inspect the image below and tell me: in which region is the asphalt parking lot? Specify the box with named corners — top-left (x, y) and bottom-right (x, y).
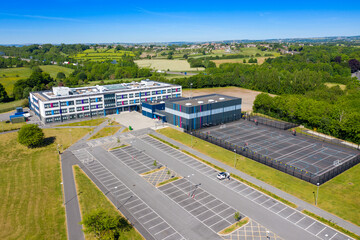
top-left (138, 135), bottom-right (352, 240)
top-left (79, 157), bottom-right (186, 240)
top-left (143, 168), bottom-right (179, 186)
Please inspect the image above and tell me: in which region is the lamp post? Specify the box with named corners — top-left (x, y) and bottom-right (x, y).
top-left (190, 83), bottom-right (193, 99)
top-left (187, 174), bottom-right (194, 196)
top-left (315, 182), bottom-right (320, 206)
top-left (234, 148), bottom-right (237, 168)
top-left (190, 132), bottom-right (193, 148)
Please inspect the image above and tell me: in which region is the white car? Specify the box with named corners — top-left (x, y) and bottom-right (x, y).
top-left (217, 172), bottom-right (230, 180)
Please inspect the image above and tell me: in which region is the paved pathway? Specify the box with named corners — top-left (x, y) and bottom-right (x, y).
top-left (150, 130), bottom-right (360, 236)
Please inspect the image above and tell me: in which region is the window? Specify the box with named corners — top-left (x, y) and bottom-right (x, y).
top-left (77, 113), bottom-right (84, 118)
top-left (62, 116), bottom-right (68, 121)
top-left (135, 99), bottom-right (140, 103)
top-left (61, 109), bottom-right (67, 113)
top-left (67, 101), bottom-right (74, 106)
top-left (45, 111), bottom-right (52, 116)
top-left (60, 102), bottom-right (67, 106)
top-left (91, 112), bottom-right (98, 116)
top-left (76, 107), bottom-right (82, 111)
top-left (129, 93), bottom-right (134, 98)
top-left (167, 89), bottom-right (171, 93)
top-left (84, 112), bottom-right (90, 117)
top-left (98, 110), bottom-right (104, 115)
top-left (54, 117), bottom-right (61, 122)
top-left (69, 114), bottom-right (76, 119)
top-left (152, 91), bottom-right (156, 95)
top-left (69, 108), bottom-right (75, 113)
top-left (52, 102), bottom-right (59, 107)
top-left (53, 110), bottom-right (60, 115)
top-left (90, 98), bottom-right (96, 103)
top-left (46, 118), bottom-right (53, 123)
top-left (76, 99), bottom-right (89, 105)
top-left (44, 103), bottom-right (51, 109)
top-left (135, 93), bottom-right (140, 97)
top-left (172, 88), bottom-right (176, 92)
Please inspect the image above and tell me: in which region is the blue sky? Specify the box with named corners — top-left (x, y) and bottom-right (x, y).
top-left (0, 0), bottom-right (359, 44)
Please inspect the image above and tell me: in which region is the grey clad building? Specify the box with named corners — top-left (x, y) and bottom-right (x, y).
top-left (163, 94), bottom-right (242, 131)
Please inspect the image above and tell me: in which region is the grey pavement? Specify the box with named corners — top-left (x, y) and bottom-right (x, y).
top-left (148, 130), bottom-right (360, 237)
top-left (132, 136), bottom-right (320, 240)
top-left (87, 146), bottom-right (221, 240)
top-left (61, 151), bottom-right (85, 240)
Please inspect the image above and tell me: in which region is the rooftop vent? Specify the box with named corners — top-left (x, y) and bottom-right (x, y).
top-left (219, 97), bottom-right (225, 100)
top-left (185, 103), bottom-right (192, 106)
top-left (208, 99), bottom-right (214, 102)
top-left (198, 101), bottom-right (204, 104)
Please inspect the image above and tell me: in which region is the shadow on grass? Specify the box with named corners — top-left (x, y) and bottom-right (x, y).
top-left (39, 136), bottom-right (56, 147)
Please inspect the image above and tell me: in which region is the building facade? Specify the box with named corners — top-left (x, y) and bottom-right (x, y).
top-left (158, 94), bottom-right (242, 130)
top-left (29, 80), bottom-right (182, 124)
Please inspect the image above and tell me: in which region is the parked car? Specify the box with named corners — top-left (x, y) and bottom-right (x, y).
top-left (217, 172), bottom-right (230, 180)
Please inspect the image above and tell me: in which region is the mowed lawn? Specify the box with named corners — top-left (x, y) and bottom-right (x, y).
top-left (0, 67), bottom-right (32, 95)
top-left (157, 127), bottom-right (360, 226)
top-left (74, 166), bottom-right (143, 240)
top-left (89, 126), bottom-right (121, 140)
top-left (0, 128), bottom-right (91, 240)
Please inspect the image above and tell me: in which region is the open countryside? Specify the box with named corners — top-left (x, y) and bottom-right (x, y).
top-left (1, 2), bottom-right (360, 240)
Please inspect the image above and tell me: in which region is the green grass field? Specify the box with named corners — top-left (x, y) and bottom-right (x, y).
top-left (71, 49), bottom-right (135, 61)
top-left (0, 67), bottom-right (32, 95)
top-left (0, 128), bottom-right (91, 240)
top-left (0, 66), bottom-right (73, 95)
top-left (39, 65), bottom-right (74, 79)
top-left (157, 127), bottom-right (360, 226)
top-left (89, 126), bottom-right (120, 140)
top-left (58, 118), bottom-right (106, 127)
top-left (0, 121), bottom-right (27, 132)
top-left (0, 99), bottom-right (28, 113)
top-left (73, 166), bottom-right (143, 240)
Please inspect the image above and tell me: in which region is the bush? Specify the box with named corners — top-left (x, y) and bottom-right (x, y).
top-left (17, 124), bottom-right (44, 148)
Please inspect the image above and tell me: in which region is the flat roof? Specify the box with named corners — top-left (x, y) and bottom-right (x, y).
top-left (33, 80), bottom-right (179, 101)
top-left (169, 94), bottom-right (240, 107)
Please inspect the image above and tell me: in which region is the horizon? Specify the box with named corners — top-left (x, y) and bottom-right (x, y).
top-left (1, 0), bottom-right (360, 44)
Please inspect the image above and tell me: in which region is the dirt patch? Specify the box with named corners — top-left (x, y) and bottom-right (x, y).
top-left (182, 87), bottom-right (275, 112)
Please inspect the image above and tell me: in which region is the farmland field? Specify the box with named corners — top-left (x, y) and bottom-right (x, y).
top-left (71, 48), bottom-right (135, 61)
top-left (39, 65), bottom-right (74, 79)
top-left (0, 66), bottom-right (73, 95)
top-left (212, 56), bottom-right (272, 66)
top-left (135, 59), bottom-right (204, 71)
top-left (0, 128), bottom-right (91, 240)
top-left (0, 67), bottom-right (32, 95)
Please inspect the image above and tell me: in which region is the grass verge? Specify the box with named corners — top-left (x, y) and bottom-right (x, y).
top-left (0, 127), bottom-right (91, 240)
top-left (156, 127), bottom-right (360, 226)
top-left (58, 118), bottom-right (106, 127)
top-left (141, 166), bottom-right (165, 176)
top-left (0, 121), bottom-right (26, 132)
top-left (73, 166), bottom-right (143, 240)
top-left (219, 217), bottom-right (249, 235)
top-left (157, 177), bottom-right (181, 187)
top-left (89, 126), bottom-right (121, 140)
top-left (109, 144), bottom-right (128, 151)
top-left (302, 210), bottom-right (360, 240)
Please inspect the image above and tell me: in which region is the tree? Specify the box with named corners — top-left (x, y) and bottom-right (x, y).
top-left (234, 212), bottom-right (240, 221)
top-left (56, 72), bottom-right (66, 80)
top-left (18, 124), bottom-right (44, 148)
top-left (348, 59), bottom-right (360, 73)
top-left (183, 54), bottom-right (188, 59)
top-left (0, 83), bottom-right (9, 102)
top-left (81, 209), bottom-right (132, 240)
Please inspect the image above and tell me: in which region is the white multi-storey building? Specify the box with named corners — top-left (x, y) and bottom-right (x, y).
top-left (29, 80), bottom-right (182, 124)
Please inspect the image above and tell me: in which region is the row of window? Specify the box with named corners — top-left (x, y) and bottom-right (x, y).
top-left (43, 88), bottom-right (181, 109)
top-left (45, 111), bottom-right (105, 123)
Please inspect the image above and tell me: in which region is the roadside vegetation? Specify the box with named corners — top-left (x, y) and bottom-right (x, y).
top-left (156, 127), bottom-right (360, 226)
top-left (0, 128), bottom-right (91, 240)
top-left (58, 118), bottom-right (106, 127)
top-left (73, 166), bottom-right (143, 240)
top-left (219, 217), bottom-right (249, 235)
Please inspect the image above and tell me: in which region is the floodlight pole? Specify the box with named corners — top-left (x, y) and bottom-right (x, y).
top-left (191, 132), bottom-right (193, 148)
top-left (187, 174), bottom-right (194, 196)
top-left (315, 183), bottom-right (320, 206)
top-left (234, 149), bottom-right (237, 168)
top-left (190, 83), bottom-right (193, 99)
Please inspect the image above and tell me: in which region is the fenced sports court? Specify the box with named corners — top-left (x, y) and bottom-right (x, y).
top-left (194, 119), bottom-right (360, 185)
